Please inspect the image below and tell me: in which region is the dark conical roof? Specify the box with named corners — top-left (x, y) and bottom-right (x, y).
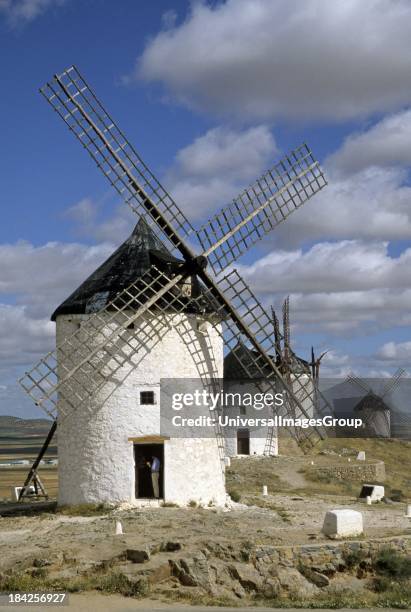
top-left (51, 217), bottom-right (182, 320)
top-left (224, 343), bottom-right (310, 380)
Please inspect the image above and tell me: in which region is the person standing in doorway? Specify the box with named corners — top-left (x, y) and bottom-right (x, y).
top-left (149, 455), bottom-right (160, 498)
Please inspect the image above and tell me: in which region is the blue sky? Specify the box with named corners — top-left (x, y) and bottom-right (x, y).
top-left (1, 0), bottom-right (411, 418)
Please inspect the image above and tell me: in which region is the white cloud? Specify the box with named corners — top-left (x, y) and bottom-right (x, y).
top-left (64, 194), bottom-right (139, 244)
top-left (0, 305), bottom-right (54, 367)
top-left (65, 111), bottom-right (411, 249)
top-left (0, 239), bottom-right (113, 417)
top-left (0, 0), bottom-right (65, 25)
top-left (166, 125), bottom-right (276, 219)
top-left (286, 289), bottom-right (411, 335)
top-left (237, 241), bottom-right (411, 294)
top-left (237, 240), bottom-right (411, 335)
top-left (317, 350), bottom-right (351, 378)
top-left (377, 340), bottom-right (411, 361)
top-left (269, 109), bottom-right (411, 249)
top-left (64, 197), bottom-right (98, 230)
top-left (328, 109), bottom-right (411, 177)
top-left (0, 240), bottom-right (112, 383)
top-left (0, 240), bottom-right (113, 319)
top-left (137, 0), bottom-right (411, 122)
top-left (270, 166), bottom-right (411, 250)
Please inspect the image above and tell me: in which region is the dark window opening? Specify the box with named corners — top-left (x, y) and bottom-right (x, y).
top-left (127, 322), bottom-right (135, 330)
top-left (140, 391), bottom-right (155, 405)
top-left (237, 429), bottom-right (250, 455)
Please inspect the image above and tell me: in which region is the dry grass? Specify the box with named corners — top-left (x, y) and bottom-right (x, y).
top-left (227, 438), bottom-right (411, 500)
top-left (0, 433), bottom-right (58, 500)
top-left (0, 570), bottom-right (149, 598)
top-left (316, 438), bottom-right (411, 498)
top-left (0, 466), bottom-right (58, 499)
top-left (56, 503), bottom-right (111, 516)
top-left (226, 456), bottom-right (284, 496)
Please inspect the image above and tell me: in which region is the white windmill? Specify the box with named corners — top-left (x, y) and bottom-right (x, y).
top-left (19, 66), bottom-right (328, 506)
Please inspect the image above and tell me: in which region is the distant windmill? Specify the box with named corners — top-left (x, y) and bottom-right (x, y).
top-left (18, 66), bottom-right (328, 504)
top-left (345, 368), bottom-right (406, 438)
top-left (270, 297), bottom-right (334, 447)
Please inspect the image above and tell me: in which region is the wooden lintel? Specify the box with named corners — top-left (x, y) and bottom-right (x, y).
top-left (128, 435), bottom-right (170, 444)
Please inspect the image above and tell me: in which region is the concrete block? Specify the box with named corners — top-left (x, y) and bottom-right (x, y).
top-left (356, 451), bottom-right (366, 460)
top-left (359, 484), bottom-right (384, 502)
top-left (322, 509), bottom-right (363, 539)
top-left (11, 486), bottom-right (35, 502)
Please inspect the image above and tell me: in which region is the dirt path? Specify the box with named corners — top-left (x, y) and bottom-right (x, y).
top-left (269, 457), bottom-right (308, 490)
top-left (0, 593), bottom-right (389, 612)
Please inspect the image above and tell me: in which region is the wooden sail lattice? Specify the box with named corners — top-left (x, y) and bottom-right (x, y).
top-left (19, 65), bottom-right (329, 494)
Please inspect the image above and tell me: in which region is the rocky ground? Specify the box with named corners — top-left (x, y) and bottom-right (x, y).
top-left (0, 494), bottom-right (410, 606)
top-left (0, 447), bottom-right (410, 607)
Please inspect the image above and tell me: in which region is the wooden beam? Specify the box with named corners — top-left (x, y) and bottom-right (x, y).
top-left (128, 435), bottom-right (170, 444)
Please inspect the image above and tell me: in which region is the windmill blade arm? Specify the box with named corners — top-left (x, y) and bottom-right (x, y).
top-left (271, 307), bottom-right (283, 362)
top-left (194, 268), bottom-right (327, 449)
top-left (19, 265), bottom-right (188, 419)
top-left (196, 144), bottom-right (327, 275)
top-left (41, 66), bottom-right (194, 254)
top-left (345, 373), bottom-right (371, 394)
top-left (381, 367), bottom-right (406, 398)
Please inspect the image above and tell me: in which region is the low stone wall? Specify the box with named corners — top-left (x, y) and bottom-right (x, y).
top-left (253, 534), bottom-right (410, 572)
top-left (310, 459), bottom-right (385, 482)
top-left (169, 535), bottom-right (411, 598)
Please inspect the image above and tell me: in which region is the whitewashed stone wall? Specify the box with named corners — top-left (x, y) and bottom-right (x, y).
top-left (292, 374), bottom-right (315, 419)
top-left (223, 373), bottom-right (315, 457)
top-left (56, 312), bottom-right (226, 506)
top-left (223, 379), bottom-right (278, 457)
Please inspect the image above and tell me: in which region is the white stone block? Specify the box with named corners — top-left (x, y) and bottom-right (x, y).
top-left (322, 509), bottom-right (363, 539)
top-left (262, 485), bottom-right (268, 496)
top-left (115, 520), bottom-right (123, 535)
top-left (405, 504), bottom-right (411, 518)
top-left (359, 484), bottom-right (384, 502)
top-left (224, 457), bottom-right (231, 467)
top-left (356, 451), bottom-right (366, 461)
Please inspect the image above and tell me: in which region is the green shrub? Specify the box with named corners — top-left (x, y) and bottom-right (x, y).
top-left (30, 567), bottom-right (48, 579)
top-left (228, 489), bottom-right (241, 503)
top-left (343, 548), bottom-right (367, 569)
top-left (390, 489), bottom-right (405, 502)
top-left (374, 548), bottom-right (411, 580)
top-left (98, 572), bottom-right (148, 597)
top-left (373, 575), bottom-right (394, 592)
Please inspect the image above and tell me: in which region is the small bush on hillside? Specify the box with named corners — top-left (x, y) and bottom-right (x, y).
top-left (228, 489), bottom-right (241, 503)
top-left (375, 548), bottom-right (411, 580)
top-left (57, 503), bottom-right (110, 516)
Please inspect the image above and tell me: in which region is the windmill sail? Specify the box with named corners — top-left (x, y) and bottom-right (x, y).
top-left (197, 145), bottom-right (327, 275)
top-left (41, 66), bottom-right (194, 253)
top-left (20, 65), bottom-right (330, 458)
